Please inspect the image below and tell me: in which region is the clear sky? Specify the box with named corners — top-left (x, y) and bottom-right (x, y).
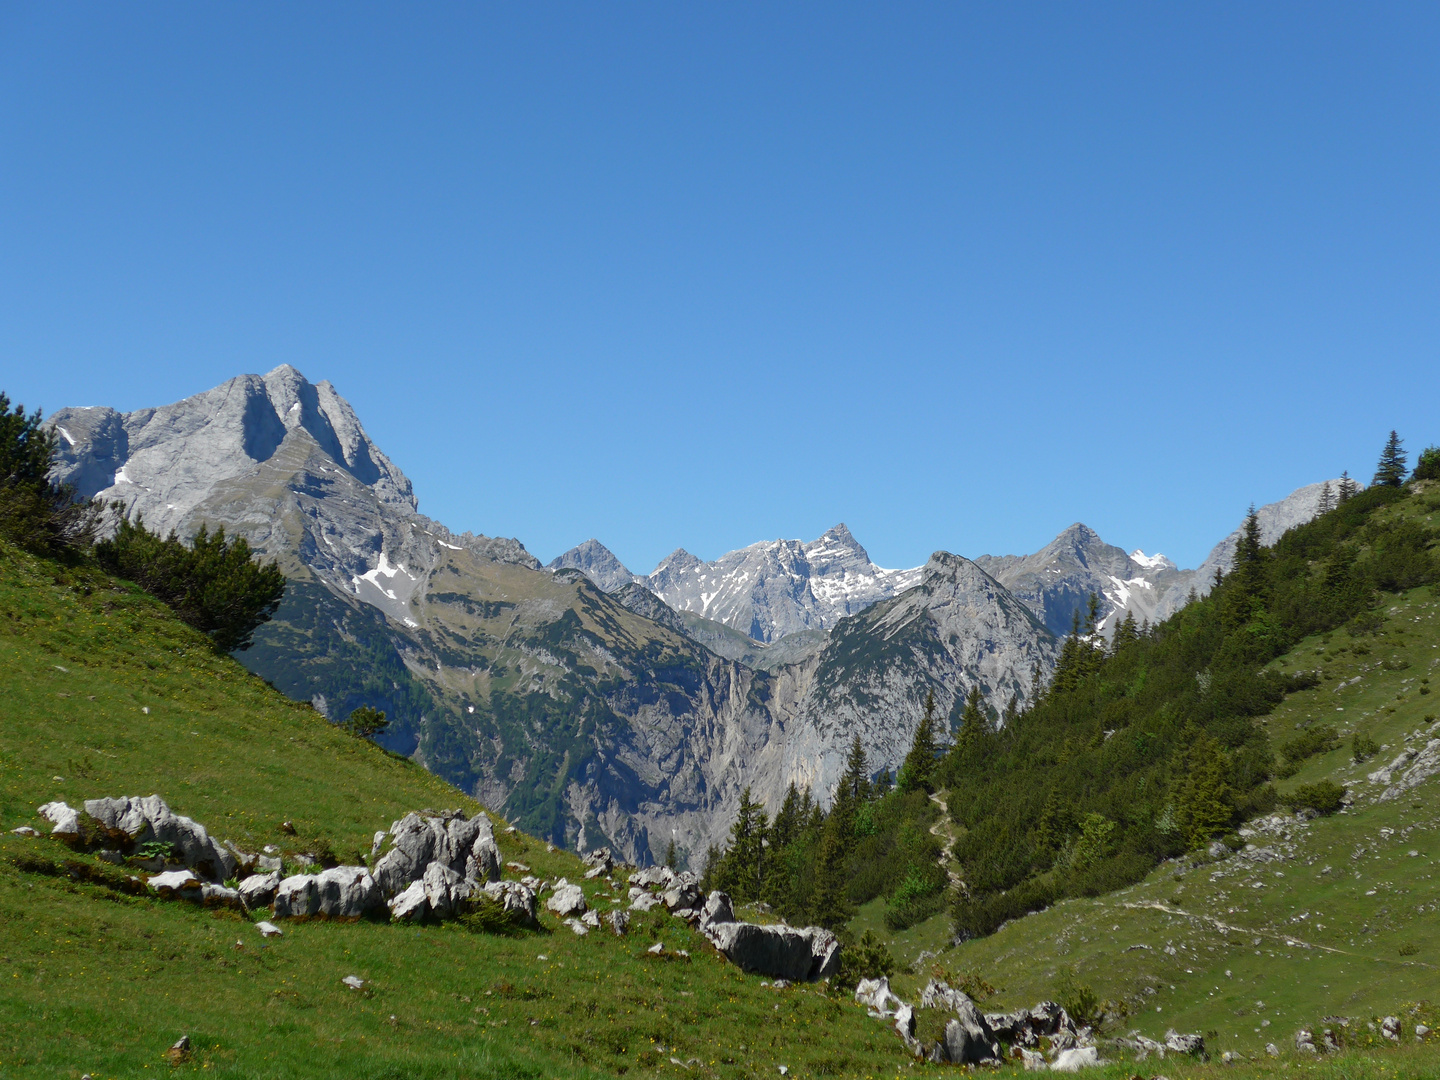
top-left (2, 4), bottom-right (1437, 573)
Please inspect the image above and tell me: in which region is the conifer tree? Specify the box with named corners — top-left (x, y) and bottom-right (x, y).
top-left (664, 838), bottom-right (679, 870)
top-left (718, 786), bottom-right (768, 901)
top-left (1337, 470), bottom-right (1358, 503)
top-left (954, 684), bottom-right (986, 754)
top-left (1112, 610), bottom-right (1140, 650)
top-left (897, 691), bottom-right (939, 793)
top-left (838, 735), bottom-right (870, 805)
top-left (1315, 480), bottom-right (1335, 516)
top-left (1178, 736), bottom-right (1233, 849)
top-left (1002, 693), bottom-right (1019, 728)
top-left (1224, 506), bottom-right (1267, 628)
top-left (770, 783), bottom-right (802, 849)
top-left (808, 813), bottom-right (853, 928)
top-left (1372, 430), bottom-right (1408, 487)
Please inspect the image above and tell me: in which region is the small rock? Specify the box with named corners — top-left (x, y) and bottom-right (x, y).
top-left (256, 921), bottom-right (283, 937)
top-left (1265, 1043), bottom-right (1279, 1057)
top-left (37, 801), bottom-right (80, 838)
top-left (11, 826), bottom-right (39, 837)
top-left (564, 917), bottom-right (589, 936)
top-left (546, 882), bottom-right (587, 918)
top-left (342, 975), bottom-right (365, 990)
top-left (1050, 1046), bottom-right (1101, 1072)
top-left (1417, 1024), bottom-right (1432, 1039)
top-left (648, 941), bottom-right (664, 954)
top-left (1164, 1029), bottom-right (1205, 1057)
top-left (580, 910), bottom-right (600, 928)
top-left (607, 910), bottom-right (631, 936)
top-left (777, 1068), bottom-right (788, 1076)
top-left (165, 1035), bottom-right (191, 1064)
top-left (505, 861), bottom-right (530, 872)
top-left (1382, 1016), bottom-right (1401, 1041)
top-left (280, 820), bottom-right (296, 835)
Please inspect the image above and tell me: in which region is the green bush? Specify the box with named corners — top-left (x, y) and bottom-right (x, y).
top-left (1413, 446), bottom-right (1440, 482)
top-left (1282, 780), bottom-right (1347, 815)
top-left (1280, 724), bottom-right (1340, 764)
top-left (95, 517), bottom-right (285, 652)
top-left (831, 929), bottom-right (895, 992)
top-left (342, 705), bottom-right (389, 740)
top-left (1352, 732), bottom-right (1381, 763)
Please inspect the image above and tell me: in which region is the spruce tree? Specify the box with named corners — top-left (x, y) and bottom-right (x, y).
top-left (664, 838), bottom-right (679, 870)
top-left (1372, 430), bottom-right (1408, 487)
top-left (955, 684), bottom-right (986, 754)
top-left (1337, 470), bottom-right (1358, 503)
top-left (770, 783), bottom-right (802, 849)
top-left (1178, 736), bottom-right (1233, 849)
top-left (897, 691), bottom-right (939, 793)
top-left (808, 813), bottom-right (853, 928)
top-left (718, 786), bottom-right (768, 901)
top-left (839, 735), bottom-right (870, 804)
top-left (1316, 480), bottom-right (1335, 516)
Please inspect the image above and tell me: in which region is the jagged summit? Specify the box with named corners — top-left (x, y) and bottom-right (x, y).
top-left (546, 538), bottom-right (639, 592)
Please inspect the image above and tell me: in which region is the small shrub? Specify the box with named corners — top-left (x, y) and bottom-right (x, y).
top-left (458, 896), bottom-right (529, 937)
top-left (1281, 724), bottom-right (1340, 765)
top-left (342, 705), bottom-right (389, 740)
top-left (1399, 943), bottom-right (1420, 957)
top-left (1055, 966), bottom-right (1102, 1028)
top-left (1413, 446), bottom-right (1440, 482)
top-left (135, 840), bottom-right (180, 861)
top-left (1282, 780), bottom-right (1347, 815)
top-left (832, 929), bottom-right (895, 992)
top-left (1353, 732), bottom-right (1381, 763)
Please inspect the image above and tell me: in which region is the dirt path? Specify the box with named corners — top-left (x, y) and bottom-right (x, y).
top-left (928, 791), bottom-right (965, 890)
top-left (1119, 900), bottom-right (1436, 970)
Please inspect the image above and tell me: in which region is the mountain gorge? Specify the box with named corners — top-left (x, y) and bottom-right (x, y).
top-left (47, 366), bottom-right (1332, 867)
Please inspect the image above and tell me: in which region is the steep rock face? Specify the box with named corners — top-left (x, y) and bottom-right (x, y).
top-left (747, 553), bottom-right (1059, 807)
top-left (641, 524), bottom-right (923, 644)
top-left (976, 525), bottom-right (1186, 638)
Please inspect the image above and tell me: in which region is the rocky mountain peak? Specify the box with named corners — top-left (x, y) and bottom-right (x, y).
top-left (546, 539), bottom-right (639, 592)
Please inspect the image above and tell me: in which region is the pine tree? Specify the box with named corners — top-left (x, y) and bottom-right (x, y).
top-left (1372, 430), bottom-right (1408, 487)
top-left (770, 783), bottom-right (802, 849)
top-left (1337, 470), bottom-right (1358, 503)
top-left (808, 813), bottom-right (853, 928)
top-left (664, 838), bottom-right (679, 870)
top-left (718, 786), bottom-right (768, 902)
top-left (954, 684), bottom-right (986, 754)
top-left (1178, 736), bottom-right (1233, 849)
top-left (1224, 506), bottom-right (1267, 628)
top-left (1315, 480), bottom-right (1335, 517)
top-left (1112, 610), bottom-right (1140, 651)
top-left (839, 735), bottom-right (870, 805)
top-left (897, 692), bottom-right (939, 793)
top-left (1002, 693), bottom-right (1019, 728)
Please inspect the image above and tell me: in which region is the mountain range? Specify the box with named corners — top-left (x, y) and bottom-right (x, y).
top-left (47, 366), bottom-right (1339, 865)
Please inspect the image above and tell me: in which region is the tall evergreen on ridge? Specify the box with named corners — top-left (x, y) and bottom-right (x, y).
top-left (1373, 430), bottom-right (1408, 487)
top-left (897, 691), bottom-right (939, 794)
top-left (1337, 470), bottom-right (1359, 503)
top-left (953, 684), bottom-right (987, 755)
top-left (1316, 480), bottom-right (1336, 516)
top-left (838, 735), bottom-right (871, 805)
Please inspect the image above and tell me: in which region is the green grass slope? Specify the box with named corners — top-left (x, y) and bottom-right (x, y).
top-left (913, 581), bottom-right (1440, 1064)
top-left (0, 540), bottom-right (905, 1080)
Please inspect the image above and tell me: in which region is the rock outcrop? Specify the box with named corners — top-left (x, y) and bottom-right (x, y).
top-left (84, 795), bottom-right (238, 881)
top-left (373, 810), bottom-right (500, 896)
top-left (273, 866), bottom-right (382, 919)
top-left (696, 890), bottom-right (840, 982)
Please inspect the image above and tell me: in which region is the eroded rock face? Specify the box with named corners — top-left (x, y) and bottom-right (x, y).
top-left (273, 866), bottom-right (382, 919)
top-left (373, 811), bottom-right (500, 898)
top-left (920, 981), bottom-right (1000, 1065)
top-left (984, 1000), bottom-right (1076, 1048)
top-left (238, 871), bottom-right (281, 910)
top-left (84, 795), bottom-right (237, 881)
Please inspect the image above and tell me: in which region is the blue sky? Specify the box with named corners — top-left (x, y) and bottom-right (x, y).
top-left (2, 4), bottom-right (1437, 572)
